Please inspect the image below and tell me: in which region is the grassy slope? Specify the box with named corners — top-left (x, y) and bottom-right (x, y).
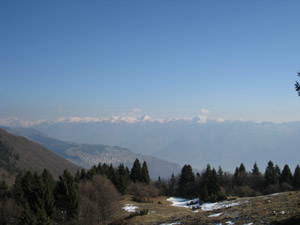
top-left (116, 191), bottom-right (300, 225)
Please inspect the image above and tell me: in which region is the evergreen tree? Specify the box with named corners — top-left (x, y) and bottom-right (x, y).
top-left (97, 163), bottom-right (104, 175)
top-left (86, 165), bottom-right (97, 180)
top-left (168, 173), bottom-right (177, 196)
top-left (141, 161), bottom-right (150, 184)
top-left (54, 169), bottom-right (78, 222)
top-left (280, 164), bottom-right (293, 185)
top-left (265, 160), bottom-right (277, 186)
top-left (102, 163), bottom-right (109, 175)
top-left (199, 164), bottom-right (223, 202)
top-left (15, 171), bottom-right (53, 225)
top-left (293, 165), bottom-right (300, 189)
top-left (80, 168), bottom-right (87, 180)
top-left (233, 163), bottom-right (248, 186)
top-left (233, 167), bottom-right (239, 179)
top-left (41, 169), bottom-right (55, 218)
top-left (107, 164), bottom-right (116, 184)
top-left (239, 163), bottom-right (246, 173)
top-left (115, 164), bottom-right (130, 194)
top-left (217, 166), bottom-right (224, 177)
top-left (178, 164), bottom-right (195, 197)
top-left (18, 201), bottom-right (38, 225)
top-left (275, 165), bottom-right (281, 180)
top-left (130, 159), bottom-right (142, 183)
top-left (217, 166), bottom-right (224, 186)
top-left (252, 162), bottom-right (260, 175)
top-left (210, 168), bottom-right (221, 201)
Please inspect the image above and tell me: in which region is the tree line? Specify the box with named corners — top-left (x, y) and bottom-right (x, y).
top-left (154, 161), bottom-right (300, 203)
top-left (0, 158), bottom-right (150, 225)
top-left (1, 158), bottom-right (300, 224)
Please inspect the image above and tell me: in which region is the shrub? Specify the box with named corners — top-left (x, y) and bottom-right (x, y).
top-left (127, 183), bottom-right (159, 203)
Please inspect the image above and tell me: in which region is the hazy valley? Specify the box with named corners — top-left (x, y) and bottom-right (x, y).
top-left (3, 117), bottom-right (300, 172)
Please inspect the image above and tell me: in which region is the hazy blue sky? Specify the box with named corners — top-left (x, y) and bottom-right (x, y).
top-left (1, 0), bottom-right (300, 122)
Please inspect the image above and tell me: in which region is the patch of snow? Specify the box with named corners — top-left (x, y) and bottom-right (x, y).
top-left (208, 212), bottom-right (222, 217)
top-left (167, 197), bottom-right (199, 209)
top-left (201, 201), bottom-right (240, 211)
top-left (269, 193), bottom-right (280, 196)
top-left (226, 221), bottom-right (234, 225)
top-left (281, 211), bottom-right (285, 214)
top-left (244, 223), bottom-right (253, 225)
top-left (160, 223), bottom-right (182, 225)
top-left (123, 204), bottom-right (139, 212)
top-left (167, 197), bottom-right (242, 212)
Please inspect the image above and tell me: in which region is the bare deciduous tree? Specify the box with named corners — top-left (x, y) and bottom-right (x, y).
top-left (78, 175), bottom-right (121, 225)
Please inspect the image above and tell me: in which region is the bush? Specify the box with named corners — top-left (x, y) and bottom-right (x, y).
top-left (234, 185), bottom-right (256, 197)
top-left (127, 183), bottom-right (159, 203)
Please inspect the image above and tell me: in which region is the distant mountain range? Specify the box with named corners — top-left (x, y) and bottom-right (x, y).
top-left (0, 128), bottom-right (79, 179)
top-left (2, 127), bottom-right (181, 179)
top-left (2, 117), bottom-right (300, 173)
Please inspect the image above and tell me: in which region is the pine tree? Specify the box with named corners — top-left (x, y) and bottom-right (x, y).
top-left (18, 201), bottom-right (37, 225)
top-left (252, 162), bottom-right (260, 175)
top-left (293, 165), bottom-right (300, 189)
top-left (200, 164), bottom-right (221, 202)
top-left (141, 161), bottom-right (150, 184)
top-left (15, 171), bottom-right (53, 224)
top-left (280, 164), bottom-right (293, 185)
top-left (210, 168), bottom-right (221, 202)
top-left (86, 165), bottom-right (98, 180)
top-left (178, 164), bottom-right (195, 197)
top-left (217, 166), bottom-right (224, 186)
top-left (275, 165), bottom-right (281, 180)
top-left (168, 173), bottom-right (177, 196)
top-left (41, 169), bottom-right (55, 218)
top-left (54, 169), bottom-right (78, 222)
top-left (107, 164), bottom-right (116, 184)
top-left (233, 163), bottom-right (248, 186)
top-left (239, 163), bottom-right (246, 173)
top-left (80, 168), bottom-right (87, 180)
top-left (130, 159), bottom-right (142, 183)
top-left (115, 164), bottom-right (130, 194)
top-left (265, 160), bottom-right (277, 186)
top-left (97, 163), bottom-right (104, 174)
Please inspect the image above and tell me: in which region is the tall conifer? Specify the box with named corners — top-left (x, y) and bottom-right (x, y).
top-left (141, 161), bottom-right (150, 184)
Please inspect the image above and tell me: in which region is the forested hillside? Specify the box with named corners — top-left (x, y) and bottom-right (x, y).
top-left (0, 128), bottom-right (79, 179)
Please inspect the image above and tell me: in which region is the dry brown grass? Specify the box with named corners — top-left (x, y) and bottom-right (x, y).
top-left (113, 191), bottom-right (300, 225)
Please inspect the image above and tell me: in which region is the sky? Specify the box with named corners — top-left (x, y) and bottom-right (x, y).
top-left (1, 0), bottom-right (300, 123)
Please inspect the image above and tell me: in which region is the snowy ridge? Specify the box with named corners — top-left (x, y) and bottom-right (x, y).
top-left (0, 115), bottom-right (226, 128)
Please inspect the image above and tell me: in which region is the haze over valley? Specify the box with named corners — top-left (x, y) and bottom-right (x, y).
top-left (2, 116), bottom-right (300, 173)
